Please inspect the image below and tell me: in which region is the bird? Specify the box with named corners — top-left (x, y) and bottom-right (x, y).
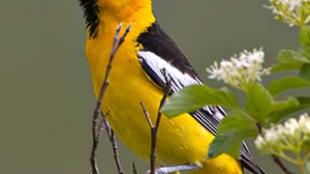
top-left (79, 0), bottom-right (265, 174)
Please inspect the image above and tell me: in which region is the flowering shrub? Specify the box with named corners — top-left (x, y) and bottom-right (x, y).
top-left (267, 0), bottom-right (310, 26)
top-left (162, 1), bottom-right (310, 173)
top-left (255, 113), bottom-right (310, 172)
top-left (255, 113), bottom-right (310, 154)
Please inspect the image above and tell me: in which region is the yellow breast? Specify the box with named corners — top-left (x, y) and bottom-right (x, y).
top-left (84, 8), bottom-right (242, 173)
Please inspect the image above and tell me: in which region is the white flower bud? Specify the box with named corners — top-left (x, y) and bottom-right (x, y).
top-left (206, 48), bottom-right (270, 90)
top-left (267, 0), bottom-right (310, 26)
top-left (255, 113), bottom-right (310, 155)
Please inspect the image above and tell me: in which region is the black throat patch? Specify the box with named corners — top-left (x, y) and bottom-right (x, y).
top-left (79, 0), bottom-right (100, 38)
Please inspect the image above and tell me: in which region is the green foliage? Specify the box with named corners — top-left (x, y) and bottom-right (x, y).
top-left (268, 97), bottom-right (301, 123)
top-left (301, 47), bottom-right (310, 59)
top-left (161, 85), bottom-right (239, 117)
top-left (208, 111), bottom-right (257, 158)
top-left (298, 96), bottom-right (310, 106)
top-left (162, 24), bottom-right (310, 161)
top-left (268, 97), bottom-right (310, 123)
top-left (216, 111), bottom-right (257, 133)
top-left (271, 62), bottom-right (302, 72)
top-left (267, 76), bottom-right (310, 96)
top-left (300, 26), bottom-right (310, 47)
top-left (272, 49), bottom-right (310, 72)
top-left (299, 64), bottom-right (310, 81)
top-left (245, 83), bottom-right (273, 123)
top-left (208, 133), bottom-right (243, 158)
top-left (277, 49), bottom-right (310, 63)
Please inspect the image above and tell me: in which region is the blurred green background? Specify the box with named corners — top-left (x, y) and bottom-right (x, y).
top-left (0, 0), bottom-right (300, 174)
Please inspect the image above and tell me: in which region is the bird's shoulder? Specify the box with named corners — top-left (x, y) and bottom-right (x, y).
top-left (137, 22), bottom-right (198, 78)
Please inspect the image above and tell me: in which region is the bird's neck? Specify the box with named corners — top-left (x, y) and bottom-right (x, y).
top-left (101, 0), bottom-right (153, 21)
top-left (94, 1), bottom-right (155, 38)
top-left (84, 0), bottom-right (156, 65)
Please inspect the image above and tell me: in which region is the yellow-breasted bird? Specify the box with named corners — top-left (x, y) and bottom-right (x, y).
top-left (79, 0), bottom-right (265, 174)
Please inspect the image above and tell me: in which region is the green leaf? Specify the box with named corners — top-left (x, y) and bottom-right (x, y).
top-left (245, 83), bottom-right (273, 123)
top-left (300, 46), bottom-right (310, 60)
top-left (267, 76), bottom-right (310, 96)
top-left (268, 97), bottom-right (300, 123)
top-left (277, 49), bottom-right (310, 64)
top-left (302, 138), bottom-right (310, 151)
top-left (300, 26), bottom-right (310, 46)
top-left (208, 133), bottom-right (243, 158)
top-left (271, 49), bottom-right (310, 72)
top-left (277, 50), bottom-right (310, 63)
top-left (299, 63), bottom-right (310, 81)
top-left (217, 110), bottom-right (257, 134)
top-left (268, 97), bottom-right (310, 123)
top-left (298, 96), bottom-right (310, 107)
top-left (208, 111), bottom-right (257, 158)
top-left (161, 85), bottom-right (239, 117)
top-left (271, 62), bottom-right (302, 72)
top-left (271, 97), bottom-right (299, 113)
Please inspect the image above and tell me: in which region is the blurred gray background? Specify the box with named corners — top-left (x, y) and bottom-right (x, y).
top-left (0, 0), bottom-right (300, 174)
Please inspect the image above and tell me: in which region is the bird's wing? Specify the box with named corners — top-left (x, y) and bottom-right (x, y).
top-left (137, 23), bottom-right (264, 174)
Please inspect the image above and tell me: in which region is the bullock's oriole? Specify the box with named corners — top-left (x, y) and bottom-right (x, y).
top-left (79, 0), bottom-right (264, 173)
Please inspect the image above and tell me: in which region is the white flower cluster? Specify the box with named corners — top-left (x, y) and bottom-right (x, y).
top-left (267, 0), bottom-right (310, 26)
top-left (206, 48), bottom-right (270, 90)
top-left (255, 113), bottom-right (310, 155)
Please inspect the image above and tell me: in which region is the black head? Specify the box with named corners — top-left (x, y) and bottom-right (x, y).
top-left (79, 0), bottom-right (100, 38)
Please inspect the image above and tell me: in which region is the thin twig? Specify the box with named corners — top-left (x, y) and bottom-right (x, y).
top-left (141, 102), bottom-right (154, 128)
top-left (102, 112), bottom-right (112, 138)
top-left (140, 70), bottom-right (172, 174)
top-left (256, 123), bottom-right (293, 174)
top-left (90, 23), bottom-right (131, 174)
top-left (96, 113), bottom-right (107, 140)
top-left (102, 115), bottom-right (124, 174)
top-left (272, 155), bottom-right (294, 174)
top-left (110, 130), bottom-right (124, 174)
top-left (256, 123), bottom-right (263, 134)
top-left (90, 110), bottom-right (105, 174)
top-left (132, 162), bottom-right (138, 174)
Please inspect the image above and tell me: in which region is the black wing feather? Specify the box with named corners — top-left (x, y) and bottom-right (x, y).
top-left (137, 22), bottom-right (265, 174)
top-left (137, 23), bottom-right (197, 77)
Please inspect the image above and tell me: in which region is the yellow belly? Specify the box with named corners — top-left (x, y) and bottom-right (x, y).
top-left (85, 23), bottom-right (243, 174)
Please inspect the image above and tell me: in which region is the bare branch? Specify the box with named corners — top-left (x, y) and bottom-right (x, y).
top-left (102, 112), bottom-right (112, 138)
top-left (140, 102), bottom-right (154, 128)
top-left (90, 23), bottom-right (131, 174)
top-left (96, 114), bottom-right (107, 139)
top-left (102, 115), bottom-right (124, 174)
top-left (90, 113), bottom-right (104, 174)
top-left (272, 155), bottom-right (293, 174)
top-left (132, 162), bottom-right (138, 174)
top-left (140, 70), bottom-right (172, 174)
top-left (110, 130), bottom-right (124, 174)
